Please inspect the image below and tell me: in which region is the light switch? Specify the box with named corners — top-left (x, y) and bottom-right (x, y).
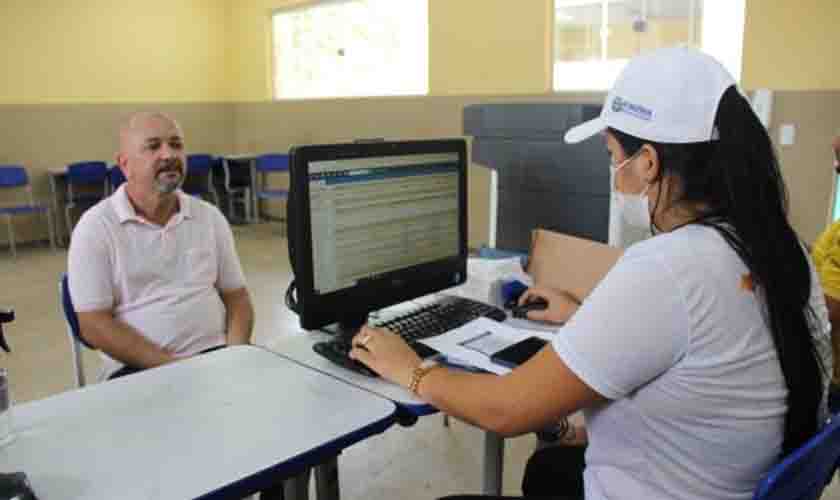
top-left (780, 124), bottom-right (796, 146)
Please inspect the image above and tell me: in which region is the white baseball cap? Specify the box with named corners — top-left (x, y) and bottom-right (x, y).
top-left (565, 46), bottom-right (737, 144)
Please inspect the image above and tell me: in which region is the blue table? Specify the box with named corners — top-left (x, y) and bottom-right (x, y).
top-left (0, 345), bottom-right (397, 500)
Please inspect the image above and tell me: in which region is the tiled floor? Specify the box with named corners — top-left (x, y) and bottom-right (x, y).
top-left (3, 223), bottom-right (840, 500)
top-left (0, 224), bottom-right (535, 500)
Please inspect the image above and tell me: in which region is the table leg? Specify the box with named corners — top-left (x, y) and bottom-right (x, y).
top-left (258, 467), bottom-right (310, 500)
top-left (283, 468), bottom-right (311, 500)
top-left (483, 431), bottom-right (505, 495)
top-left (314, 455), bottom-right (340, 500)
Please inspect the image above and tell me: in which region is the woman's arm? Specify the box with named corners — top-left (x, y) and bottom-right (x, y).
top-left (350, 327), bottom-right (605, 437)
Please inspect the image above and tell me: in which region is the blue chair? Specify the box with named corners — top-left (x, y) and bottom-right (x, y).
top-left (65, 161), bottom-right (108, 237)
top-left (108, 165), bottom-right (126, 193)
top-left (183, 154), bottom-right (219, 205)
top-left (0, 165), bottom-right (55, 258)
top-left (253, 154), bottom-right (290, 223)
top-left (60, 273), bottom-right (94, 388)
top-left (752, 414), bottom-right (840, 500)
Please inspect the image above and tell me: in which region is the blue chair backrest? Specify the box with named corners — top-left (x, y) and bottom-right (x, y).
top-left (187, 154), bottom-right (214, 175)
top-left (67, 161), bottom-right (108, 185)
top-left (60, 273), bottom-right (94, 350)
top-left (752, 414), bottom-right (840, 500)
top-left (256, 154), bottom-right (289, 173)
top-left (109, 165), bottom-right (126, 191)
top-left (0, 165), bottom-right (28, 188)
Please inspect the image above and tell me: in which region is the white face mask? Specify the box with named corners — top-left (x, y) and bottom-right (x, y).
top-left (611, 152), bottom-right (652, 231)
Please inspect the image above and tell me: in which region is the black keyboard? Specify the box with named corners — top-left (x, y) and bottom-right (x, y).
top-left (312, 296), bottom-right (508, 377)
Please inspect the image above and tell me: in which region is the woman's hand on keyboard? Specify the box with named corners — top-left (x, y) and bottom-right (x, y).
top-left (518, 286), bottom-right (581, 324)
top-left (350, 326), bottom-right (422, 388)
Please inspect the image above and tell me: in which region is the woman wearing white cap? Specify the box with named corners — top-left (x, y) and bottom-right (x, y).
top-left (349, 47), bottom-right (832, 500)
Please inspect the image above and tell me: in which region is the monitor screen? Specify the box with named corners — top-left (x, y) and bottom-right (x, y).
top-left (288, 139), bottom-right (468, 332)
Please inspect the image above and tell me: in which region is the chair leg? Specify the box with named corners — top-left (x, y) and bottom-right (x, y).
top-left (208, 176), bottom-right (220, 206)
top-left (70, 334), bottom-right (86, 388)
top-left (5, 216), bottom-right (15, 259)
top-left (64, 205), bottom-right (73, 241)
top-left (227, 194), bottom-right (235, 220)
top-left (243, 188), bottom-right (252, 223)
top-left (46, 210), bottom-right (56, 251)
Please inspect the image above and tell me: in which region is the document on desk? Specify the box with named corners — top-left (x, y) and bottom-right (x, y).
top-left (419, 317), bottom-right (557, 375)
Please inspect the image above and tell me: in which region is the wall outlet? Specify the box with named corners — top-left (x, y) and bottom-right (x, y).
top-left (779, 124), bottom-right (796, 146)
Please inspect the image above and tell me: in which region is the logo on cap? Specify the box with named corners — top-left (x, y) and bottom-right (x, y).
top-left (612, 96), bottom-right (653, 122)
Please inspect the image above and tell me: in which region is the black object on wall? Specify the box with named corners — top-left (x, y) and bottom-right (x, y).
top-left (464, 103), bottom-right (608, 252)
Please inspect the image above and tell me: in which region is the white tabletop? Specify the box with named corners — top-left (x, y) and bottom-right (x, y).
top-left (272, 295), bottom-right (454, 415)
top-left (0, 346), bottom-right (396, 500)
top-left (270, 292), bottom-right (537, 416)
top-left (274, 332), bottom-right (434, 416)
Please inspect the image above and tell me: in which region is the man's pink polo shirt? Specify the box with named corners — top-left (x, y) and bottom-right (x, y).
top-left (67, 186), bottom-right (247, 379)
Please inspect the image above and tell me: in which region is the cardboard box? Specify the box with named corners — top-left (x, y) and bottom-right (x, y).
top-left (527, 229), bottom-right (622, 302)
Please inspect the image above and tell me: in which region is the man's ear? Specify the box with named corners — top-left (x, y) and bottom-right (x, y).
top-left (115, 153), bottom-right (129, 177)
top-left (638, 144), bottom-right (660, 183)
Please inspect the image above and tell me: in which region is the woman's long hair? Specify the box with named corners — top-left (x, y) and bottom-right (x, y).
top-left (609, 86), bottom-right (822, 455)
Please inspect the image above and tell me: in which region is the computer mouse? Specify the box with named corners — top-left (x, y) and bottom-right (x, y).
top-left (511, 298), bottom-right (549, 319)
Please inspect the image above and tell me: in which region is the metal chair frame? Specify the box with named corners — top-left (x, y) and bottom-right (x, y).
top-left (0, 165), bottom-right (56, 258)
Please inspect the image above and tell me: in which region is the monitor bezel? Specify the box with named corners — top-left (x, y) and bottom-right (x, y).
top-left (289, 139), bottom-right (469, 332)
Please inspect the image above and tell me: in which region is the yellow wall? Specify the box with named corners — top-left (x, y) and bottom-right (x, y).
top-left (227, 0), bottom-right (553, 101)
top-left (227, 0), bottom-right (299, 103)
top-left (428, 0), bottom-right (551, 96)
top-left (742, 0), bottom-right (840, 90)
top-left (3, 0), bottom-right (840, 104)
top-left (0, 0), bottom-right (230, 104)
top-left (227, 0), bottom-right (840, 100)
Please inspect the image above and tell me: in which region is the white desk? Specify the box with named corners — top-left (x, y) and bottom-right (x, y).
top-left (0, 346), bottom-right (397, 500)
top-left (274, 328), bottom-right (508, 496)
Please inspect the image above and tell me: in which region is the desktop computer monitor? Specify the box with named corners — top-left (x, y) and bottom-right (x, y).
top-left (287, 139), bottom-right (468, 334)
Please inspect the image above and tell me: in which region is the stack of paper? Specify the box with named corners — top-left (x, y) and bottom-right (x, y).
top-left (420, 317), bottom-right (558, 375)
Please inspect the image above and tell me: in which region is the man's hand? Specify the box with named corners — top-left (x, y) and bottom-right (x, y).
top-left (77, 310), bottom-right (177, 369)
top-left (518, 286), bottom-right (581, 324)
top-left (832, 135), bottom-right (840, 173)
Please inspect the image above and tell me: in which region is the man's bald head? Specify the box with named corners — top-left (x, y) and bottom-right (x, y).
top-left (116, 112), bottom-right (187, 197)
top-left (119, 112), bottom-right (182, 152)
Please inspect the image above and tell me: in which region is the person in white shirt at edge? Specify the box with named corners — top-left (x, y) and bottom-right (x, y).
top-left (67, 112), bottom-right (254, 381)
top-left (348, 47), bottom-right (833, 500)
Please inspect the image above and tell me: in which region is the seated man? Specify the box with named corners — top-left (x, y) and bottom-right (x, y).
top-left (67, 112), bottom-right (254, 380)
top-left (812, 134), bottom-right (840, 412)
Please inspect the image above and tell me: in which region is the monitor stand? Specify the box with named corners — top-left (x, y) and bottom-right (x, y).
top-left (319, 314), bottom-right (368, 342)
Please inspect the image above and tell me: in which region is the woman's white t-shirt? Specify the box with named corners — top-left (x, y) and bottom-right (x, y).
top-left (552, 225), bottom-right (832, 500)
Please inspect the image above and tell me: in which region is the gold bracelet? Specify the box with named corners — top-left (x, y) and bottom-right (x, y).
top-left (408, 361), bottom-right (439, 395)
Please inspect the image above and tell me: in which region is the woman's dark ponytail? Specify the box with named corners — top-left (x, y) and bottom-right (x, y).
top-left (711, 87), bottom-right (822, 455)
